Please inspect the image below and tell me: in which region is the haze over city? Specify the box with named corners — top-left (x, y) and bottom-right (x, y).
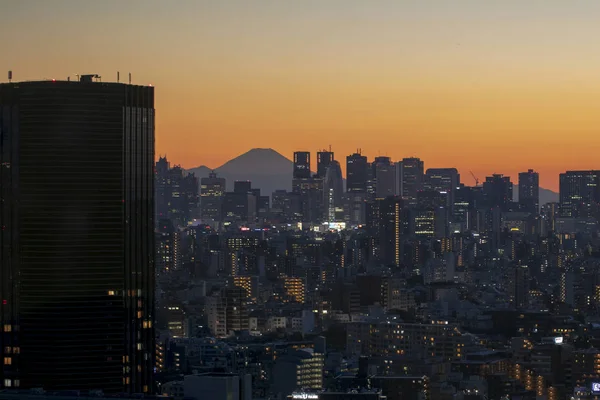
top-left (4, 0), bottom-right (600, 190)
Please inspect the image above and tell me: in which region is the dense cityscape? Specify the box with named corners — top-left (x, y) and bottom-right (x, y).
top-left (2, 70), bottom-right (600, 400)
top-left (151, 144), bottom-right (600, 400)
top-left (2, 67), bottom-right (600, 400)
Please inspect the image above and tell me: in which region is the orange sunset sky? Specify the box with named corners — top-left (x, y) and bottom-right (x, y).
top-left (3, 0), bottom-right (600, 191)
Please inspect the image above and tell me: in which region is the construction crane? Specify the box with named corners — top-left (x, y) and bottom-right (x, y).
top-left (469, 171), bottom-right (479, 186)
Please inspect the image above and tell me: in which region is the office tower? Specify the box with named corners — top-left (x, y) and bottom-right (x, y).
top-left (154, 159), bottom-right (199, 227)
top-left (272, 190), bottom-right (302, 222)
top-left (510, 264), bottom-right (530, 308)
top-left (346, 152), bottom-right (368, 193)
top-left (156, 219), bottom-right (181, 275)
top-left (200, 171), bottom-right (226, 221)
top-left (425, 168), bottom-right (460, 208)
top-left (234, 180), bottom-right (252, 194)
top-left (399, 157), bottom-right (424, 206)
top-left (482, 174), bottom-right (513, 211)
top-left (518, 169), bottom-right (539, 214)
top-left (293, 151), bottom-right (311, 181)
top-left (292, 151), bottom-right (322, 222)
top-left (221, 192), bottom-right (256, 222)
top-left (323, 160), bottom-right (344, 222)
top-left (559, 170), bottom-right (600, 217)
top-left (155, 156), bottom-right (171, 221)
top-left (316, 149), bottom-right (334, 178)
top-left (367, 197), bottom-right (403, 266)
top-left (0, 77), bottom-right (154, 392)
top-left (372, 156), bottom-right (396, 199)
top-left (343, 192), bottom-right (367, 226)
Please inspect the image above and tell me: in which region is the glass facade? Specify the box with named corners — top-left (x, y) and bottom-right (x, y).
top-left (0, 80), bottom-right (155, 393)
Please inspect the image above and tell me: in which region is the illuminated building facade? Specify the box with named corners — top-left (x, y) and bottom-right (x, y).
top-left (200, 171), bottom-right (226, 220)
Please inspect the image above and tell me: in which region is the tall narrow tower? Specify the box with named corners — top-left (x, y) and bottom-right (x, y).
top-left (0, 76), bottom-right (155, 393)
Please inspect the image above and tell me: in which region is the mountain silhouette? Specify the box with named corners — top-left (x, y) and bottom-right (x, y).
top-left (187, 148), bottom-right (294, 196)
top-left (187, 148), bottom-right (559, 205)
top-left (513, 186), bottom-right (558, 207)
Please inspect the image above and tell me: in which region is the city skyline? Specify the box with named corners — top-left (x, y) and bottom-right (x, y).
top-left (3, 0), bottom-right (600, 191)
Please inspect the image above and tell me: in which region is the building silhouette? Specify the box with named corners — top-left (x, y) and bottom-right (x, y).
top-left (346, 152), bottom-right (368, 193)
top-left (518, 169), bottom-right (539, 214)
top-left (317, 150), bottom-right (334, 178)
top-left (200, 171), bottom-right (226, 220)
top-left (559, 170), bottom-right (600, 218)
top-left (482, 174), bottom-right (513, 211)
top-left (424, 168), bottom-right (460, 209)
top-left (372, 157), bottom-right (396, 199)
top-left (399, 158), bottom-right (424, 206)
top-left (323, 160), bottom-right (344, 222)
top-left (0, 78), bottom-right (155, 392)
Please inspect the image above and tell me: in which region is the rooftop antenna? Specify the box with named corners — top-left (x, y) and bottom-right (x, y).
top-left (117, 71), bottom-right (120, 83)
top-left (128, 73), bottom-right (132, 84)
top-left (8, 71), bottom-right (12, 83)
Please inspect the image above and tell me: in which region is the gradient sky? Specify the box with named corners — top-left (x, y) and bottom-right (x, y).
top-left (3, 0), bottom-right (600, 190)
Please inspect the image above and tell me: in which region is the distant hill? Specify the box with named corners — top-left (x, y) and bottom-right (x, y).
top-left (186, 148), bottom-right (293, 196)
top-left (186, 148), bottom-right (560, 204)
top-left (513, 186), bottom-right (558, 206)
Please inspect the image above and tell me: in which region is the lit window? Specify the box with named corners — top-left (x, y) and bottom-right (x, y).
top-left (3, 357), bottom-right (11, 365)
top-left (108, 290), bottom-right (115, 296)
top-left (3, 325), bottom-right (11, 332)
top-left (4, 379), bottom-right (11, 387)
top-left (137, 343), bottom-right (143, 350)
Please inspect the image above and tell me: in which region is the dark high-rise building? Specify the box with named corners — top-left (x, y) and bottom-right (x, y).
top-left (346, 152), bottom-right (368, 193)
top-left (372, 157), bottom-right (396, 199)
top-left (317, 150), bottom-right (334, 178)
top-left (200, 171), bottom-right (226, 221)
top-left (234, 180), bottom-right (252, 194)
top-left (482, 174), bottom-right (513, 211)
top-left (156, 219), bottom-right (180, 275)
top-left (0, 78), bottom-right (155, 392)
top-left (323, 160), bottom-right (344, 222)
top-left (424, 168), bottom-right (460, 208)
top-left (155, 156), bottom-right (171, 221)
top-left (293, 151), bottom-right (311, 180)
top-left (559, 170), bottom-right (600, 218)
top-left (518, 169), bottom-right (539, 214)
top-left (154, 159), bottom-right (199, 227)
top-left (399, 157), bottom-right (424, 206)
top-left (367, 197), bottom-right (403, 266)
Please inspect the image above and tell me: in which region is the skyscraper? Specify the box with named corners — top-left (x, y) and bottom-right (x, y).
top-left (399, 157), bottom-right (424, 206)
top-left (346, 152), bottom-right (368, 193)
top-left (482, 174), bottom-right (513, 211)
top-left (559, 170), bottom-right (600, 218)
top-left (316, 150), bottom-right (334, 178)
top-left (293, 151), bottom-right (311, 181)
top-left (0, 77), bottom-right (154, 392)
top-left (372, 156), bottom-right (396, 199)
top-left (424, 168), bottom-right (460, 208)
top-left (323, 160), bottom-right (344, 222)
top-left (518, 169), bottom-right (539, 214)
top-left (200, 171), bottom-right (226, 220)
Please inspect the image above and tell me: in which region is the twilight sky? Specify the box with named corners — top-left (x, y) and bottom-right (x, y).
top-left (3, 0), bottom-right (600, 190)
